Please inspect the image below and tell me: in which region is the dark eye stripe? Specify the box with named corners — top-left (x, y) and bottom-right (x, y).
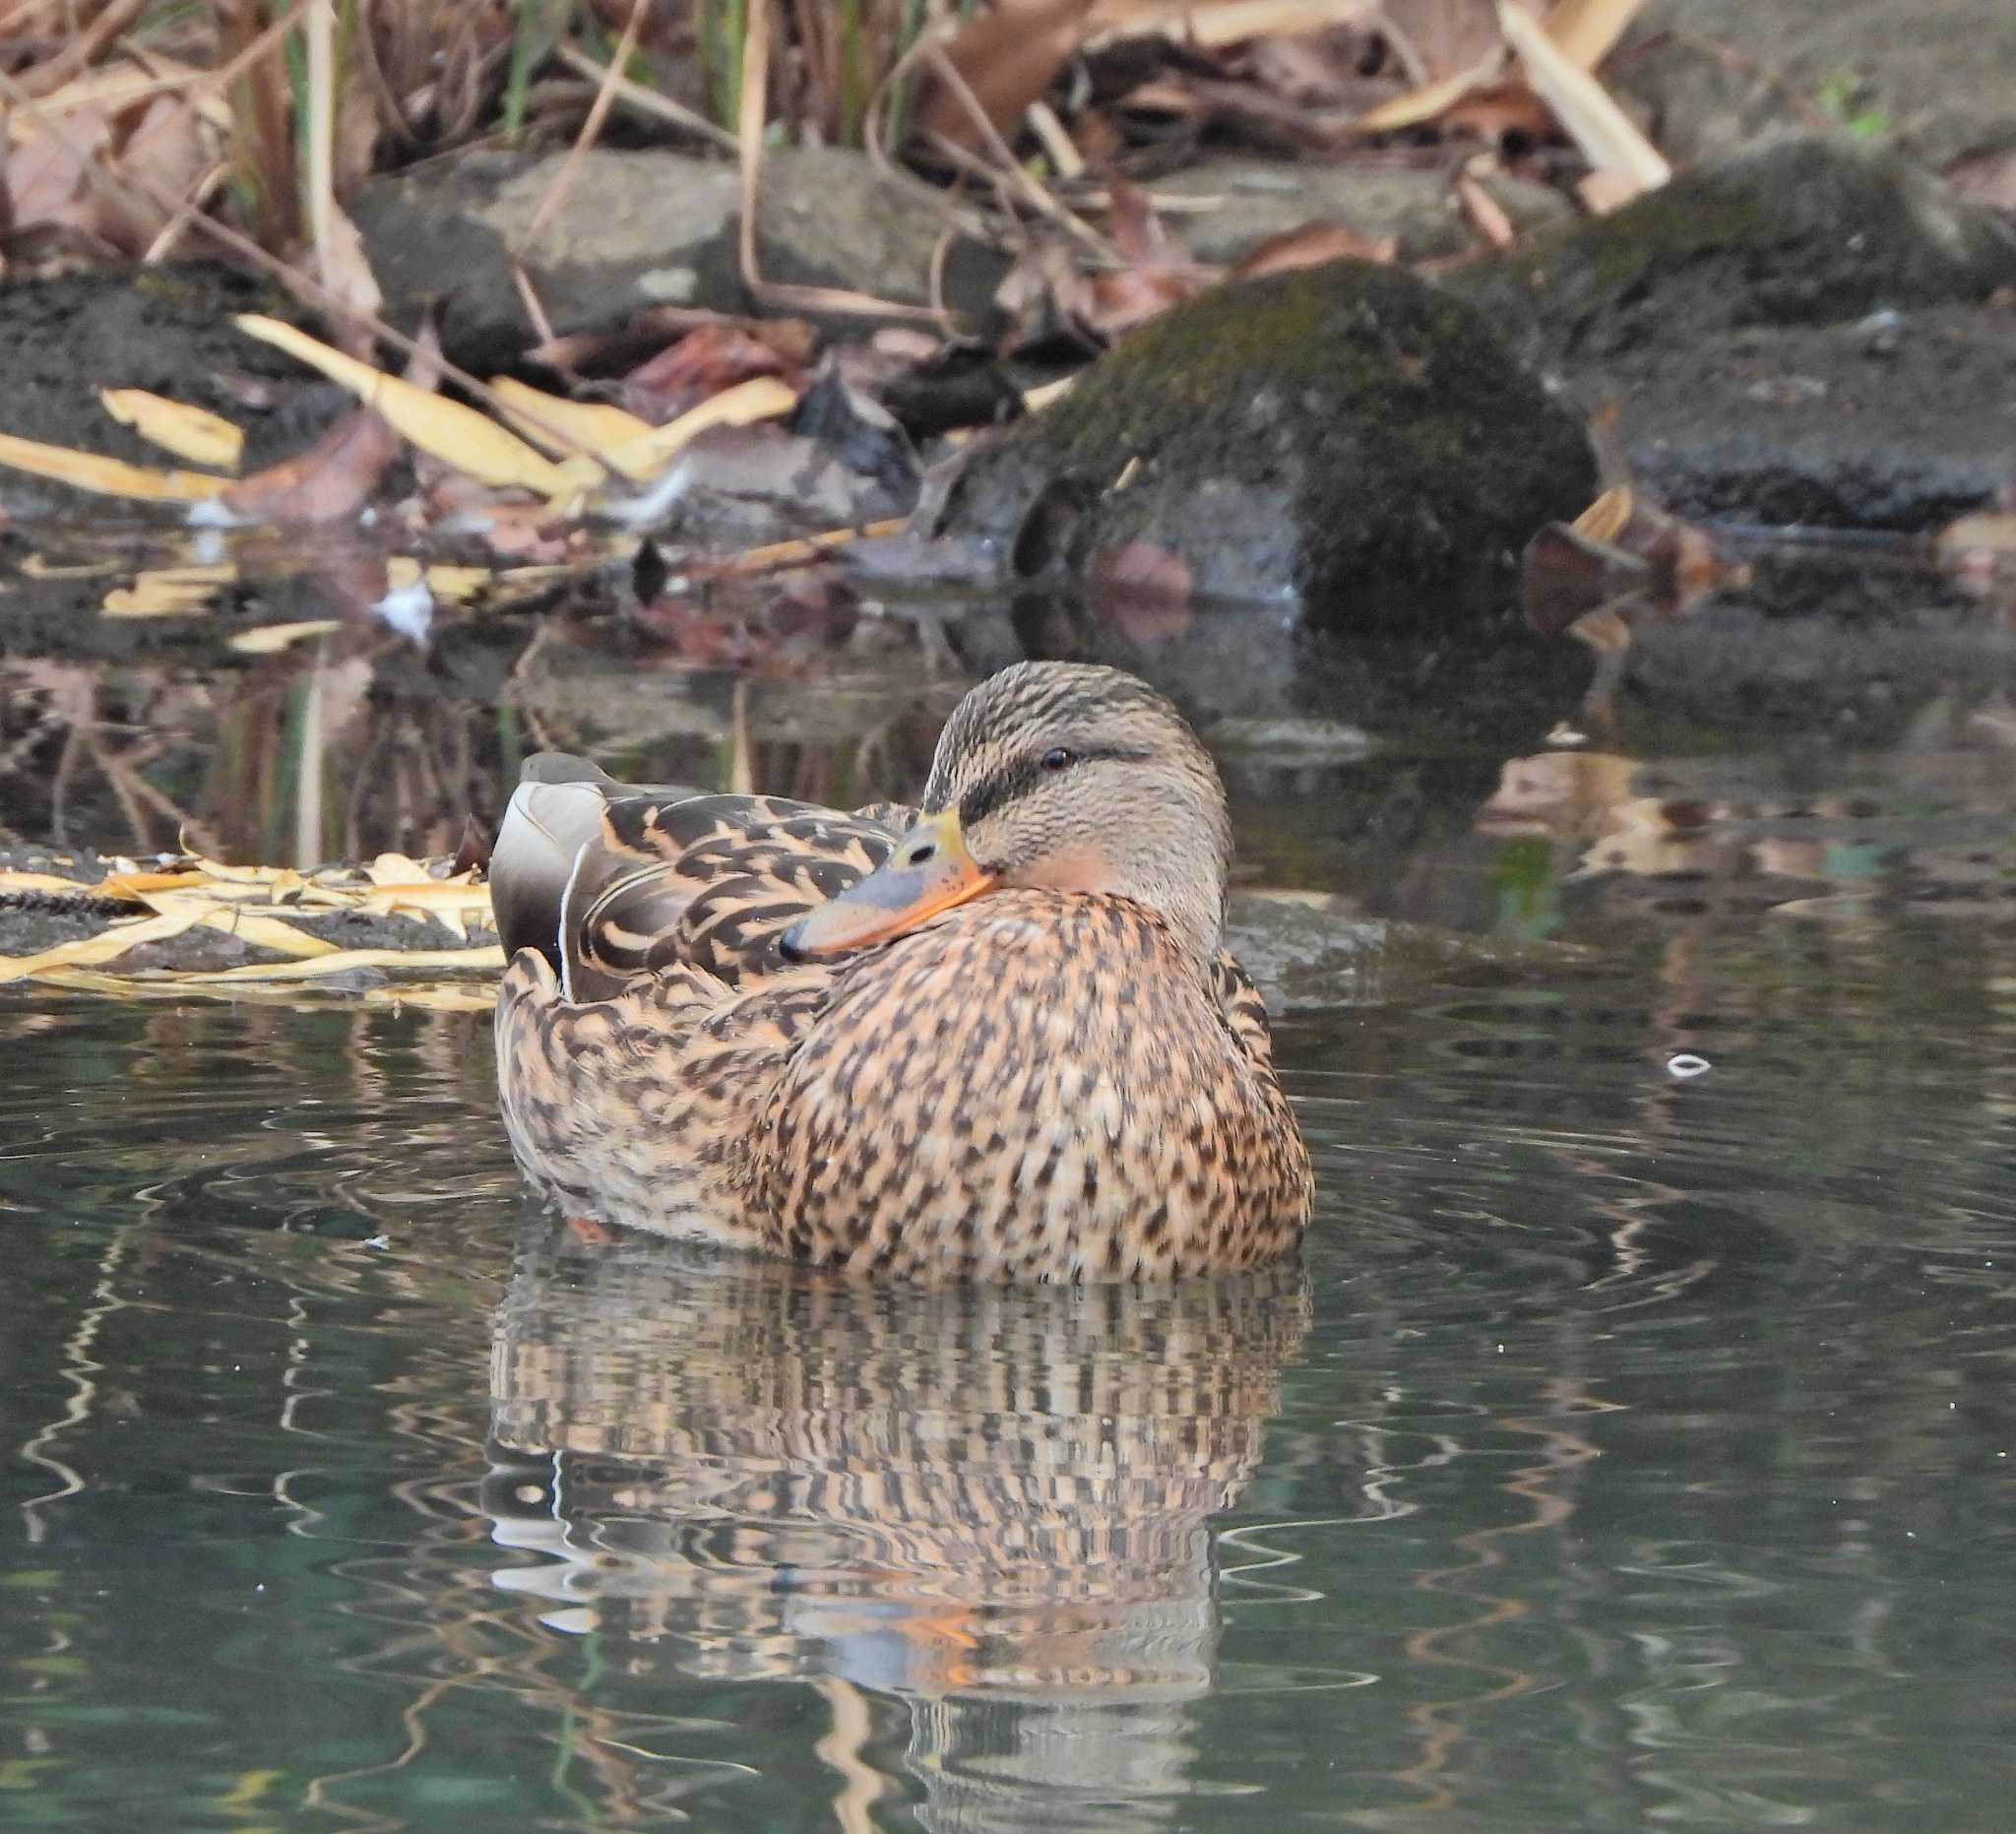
top-left (954, 745), bottom-right (1151, 828)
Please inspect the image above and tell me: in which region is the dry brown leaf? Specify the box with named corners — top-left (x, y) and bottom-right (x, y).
top-left (98, 390), bottom-right (243, 471)
top-left (105, 92), bottom-right (211, 252)
top-left (623, 324), bottom-right (804, 424)
top-left (312, 202), bottom-right (385, 352)
top-left (1440, 80), bottom-right (1555, 143)
top-left (1498, 0), bottom-right (1669, 198)
top-left (6, 102), bottom-right (111, 237)
top-left (220, 405), bottom-right (401, 524)
top-left (914, 0), bottom-right (1099, 155)
top-left (1228, 221), bottom-right (1398, 279)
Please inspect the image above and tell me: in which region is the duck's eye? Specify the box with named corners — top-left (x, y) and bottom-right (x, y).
top-left (1040, 747), bottom-right (1074, 773)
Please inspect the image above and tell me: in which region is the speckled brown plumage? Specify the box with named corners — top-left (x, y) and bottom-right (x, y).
top-left (491, 663), bottom-right (1314, 1280)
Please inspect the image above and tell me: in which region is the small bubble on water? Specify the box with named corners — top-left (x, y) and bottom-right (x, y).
top-left (1667, 1053), bottom-right (1712, 1079)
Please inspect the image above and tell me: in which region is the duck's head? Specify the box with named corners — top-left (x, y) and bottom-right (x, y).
top-left (781, 663), bottom-right (1231, 964)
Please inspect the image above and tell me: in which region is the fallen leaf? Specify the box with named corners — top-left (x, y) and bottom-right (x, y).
top-left (1228, 220), bottom-right (1397, 280)
top-left (172, 944), bottom-right (506, 983)
top-left (220, 405), bottom-right (401, 523)
top-left (1573, 482), bottom-right (1635, 543)
top-left (0, 870), bottom-right (99, 896)
top-left (102, 564), bottom-right (237, 618)
top-left (1440, 79), bottom-right (1556, 144)
top-left (623, 324), bottom-right (801, 424)
top-left (579, 374), bottom-right (801, 496)
top-left (234, 315), bottom-right (573, 496)
top-left (1543, 0), bottom-right (1648, 70)
top-left (98, 390), bottom-right (244, 471)
top-left (137, 890), bottom-right (341, 959)
top-left (1497, 0), bottom-right (1669, 199)
top-left (313, 202), bottom-right (384, 348)
top-left (914, 0), bottom-right (1098, 155)
top-left (0, 906), bottom-right (206, 984)
top-left (228, 618), bottom-right (342, 655)
top-left (105, 91), bottom-right (212, 253)
top-left (0, 430), bottom-right (224, 503)
top-left (1350, 55), bottom-right (1504, 133)
top-left (487, 377), bottom-right (659, 474)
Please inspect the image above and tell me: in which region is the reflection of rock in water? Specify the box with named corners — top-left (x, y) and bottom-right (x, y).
top-left (485, 1224), bottom-right (1309, 1830)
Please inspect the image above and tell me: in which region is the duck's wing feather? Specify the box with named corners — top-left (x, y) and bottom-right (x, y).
top-left (491, 752), bottom-right (913, 1003)
top-left (1210, 948), bottom-right (1278, 1070)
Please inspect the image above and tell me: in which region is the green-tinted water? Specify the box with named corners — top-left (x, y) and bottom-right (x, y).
top-left (3, 656), bottom-right (2015, 1829)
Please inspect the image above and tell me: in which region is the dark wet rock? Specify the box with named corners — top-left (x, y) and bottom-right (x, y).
top-left (1597, 306), bottom-right (2016, 530)
top-left (1453, 136), bottom-right (2016, 368)
top-left (1146, 157), bottom-right (1571, 266)
top-left (935, 260), bottom-right (1596, 617)
top-left (1613, 0), bottom-right (2016, 173)
top-left (351, 146), bottom-right (1007, 371)
top-left (0, 263), bottom-right (302, 495)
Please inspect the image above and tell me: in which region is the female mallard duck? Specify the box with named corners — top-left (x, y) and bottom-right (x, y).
top-left (490, 662), bottom-right (1312, 1281)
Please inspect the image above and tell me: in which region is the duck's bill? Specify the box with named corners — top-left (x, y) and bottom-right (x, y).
top-left (780, 809), bottom-right (993, 959)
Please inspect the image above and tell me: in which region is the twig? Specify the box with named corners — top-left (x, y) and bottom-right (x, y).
top-left (304, 0), bottom-right (335, 282)
top-left (553, 42), bottom-right (738, 153)
top-left (918, 41), bottom-right (1113, 257)
top-left (517, 0), bottom-right (652, 260)
top-left (735, 0), bottom-right (947, 324)
top-left (14, 0), bottom-right (151, 100)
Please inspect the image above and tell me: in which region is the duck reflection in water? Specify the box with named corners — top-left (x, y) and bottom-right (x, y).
top-left (484, 1223), bottom-right (1310, 1830)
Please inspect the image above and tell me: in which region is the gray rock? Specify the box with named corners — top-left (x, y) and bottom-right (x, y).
top-left (1612, 0), bottom-right (2016, 173)
top-left (1602, 306), bottom-right (2016, 530)
top-left (1145, 157), bottom-right (1571, 266)
top-left (1451, 136), bottom-right (2016, 368)
top-left (350, 146), bottom-right (1005, 370)
top-left (935, 260), bottom-right (1596, 618)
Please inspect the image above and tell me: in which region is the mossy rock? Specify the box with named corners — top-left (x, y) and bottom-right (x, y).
top-left (938, 260), bottom-right (1596, 622)
top-left (1452, 135), bottom-right (2016, 364)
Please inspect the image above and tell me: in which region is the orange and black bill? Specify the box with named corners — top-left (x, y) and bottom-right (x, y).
top-left (780, 809), bottom-right (993, 959)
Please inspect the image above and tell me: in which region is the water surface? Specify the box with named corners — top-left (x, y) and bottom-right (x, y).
top-left (3, 620), bottom-right (2015, 1830)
